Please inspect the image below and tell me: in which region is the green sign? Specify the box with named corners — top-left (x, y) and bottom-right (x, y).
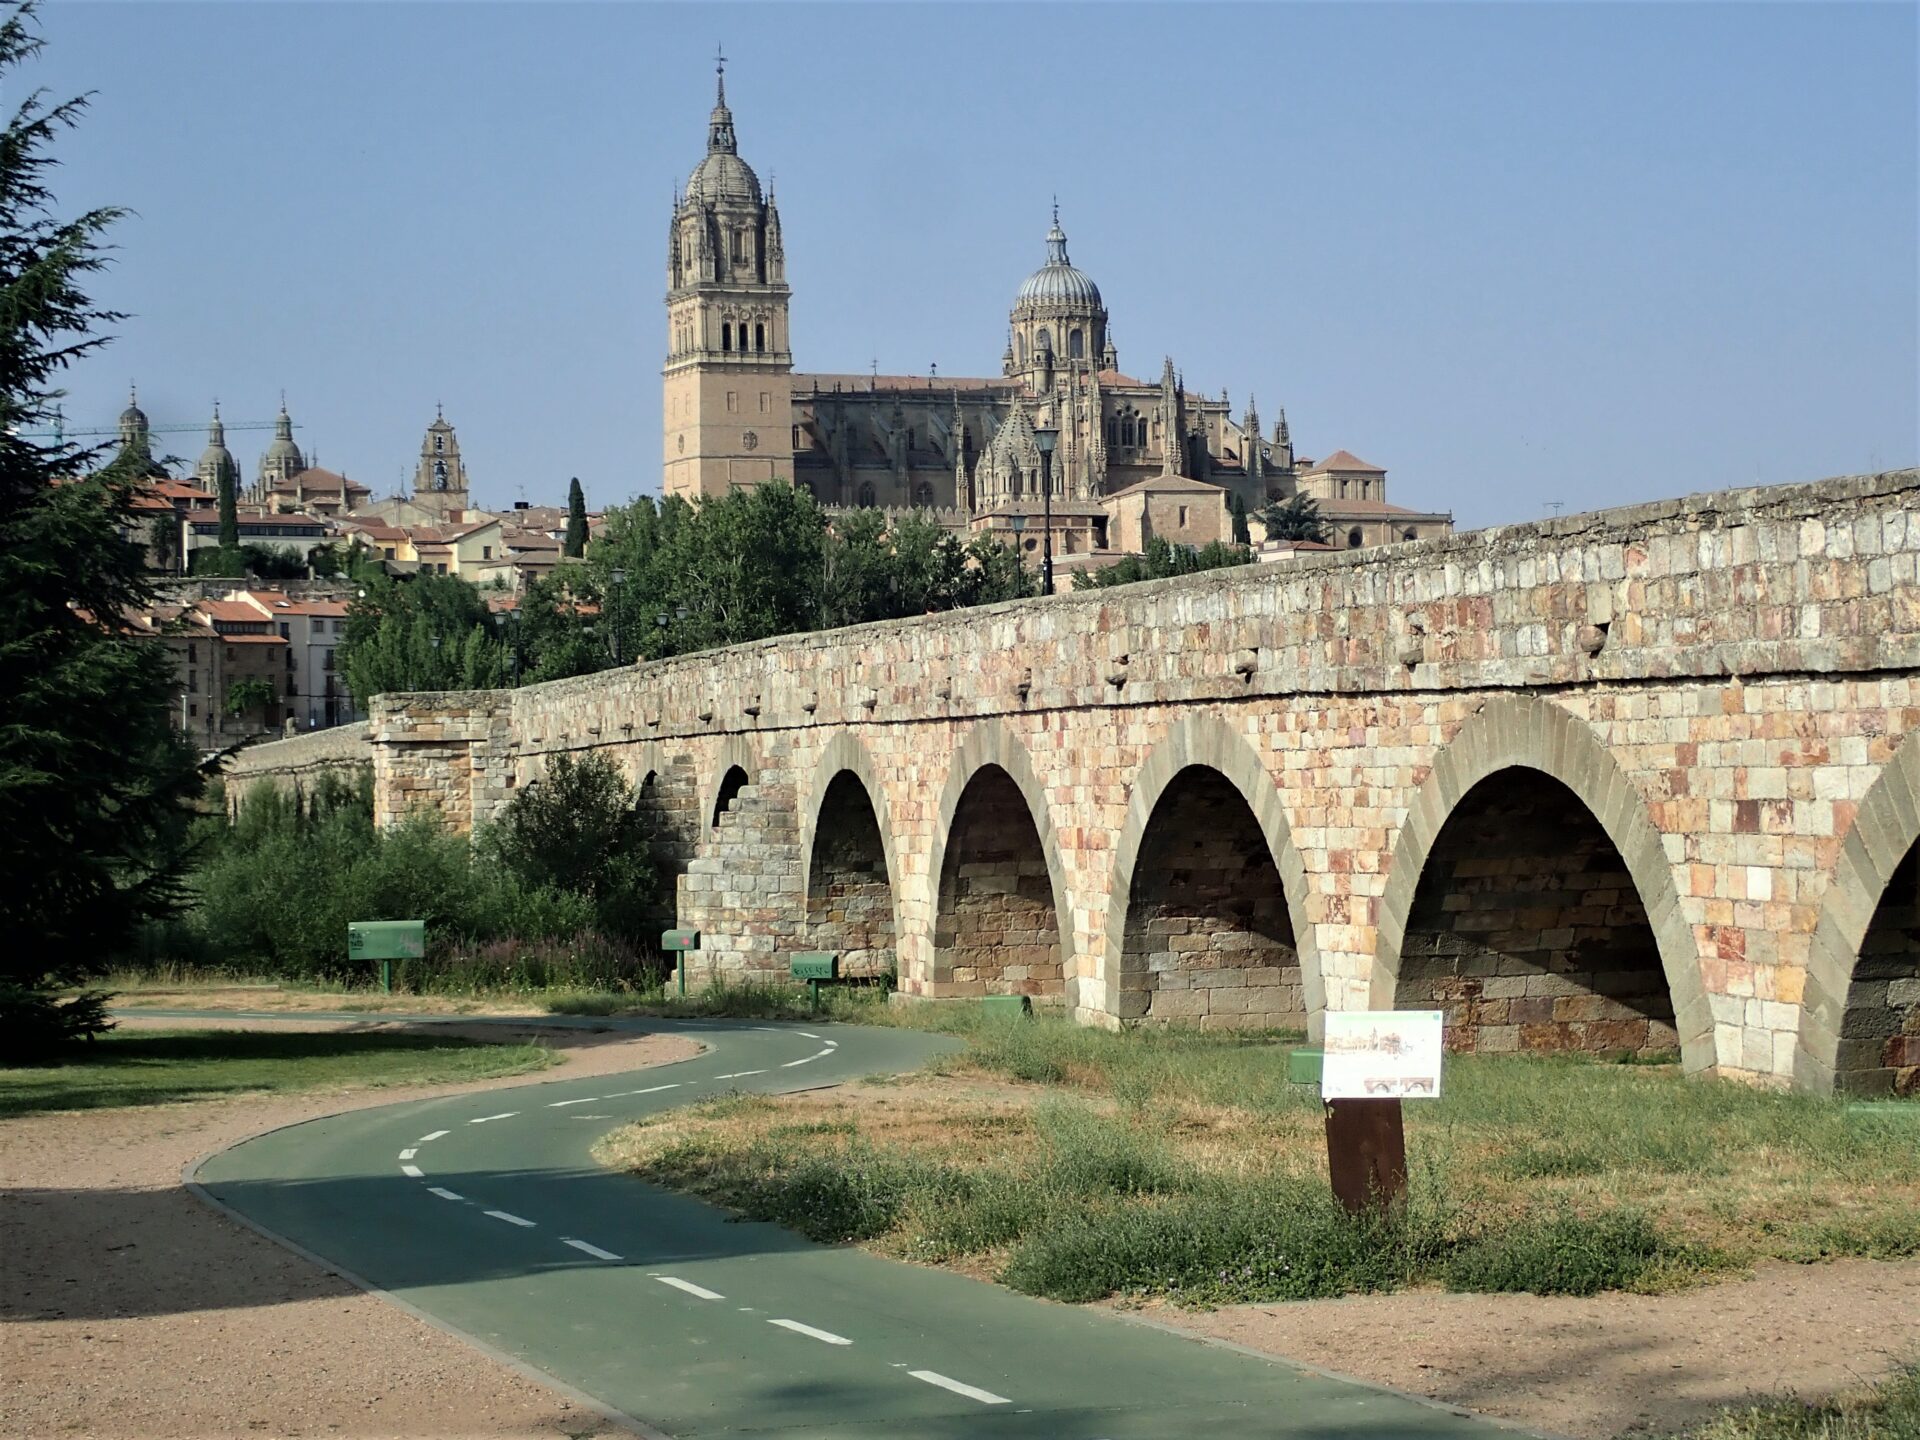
top-left (790, 952), bottom-right (839, 981)
top-left (1287, 1048), bottom-right (1325, 1086)
top-left (348, 920), bottom-right (426, 961)
top-left (660, 928), bottom-right (700, 952)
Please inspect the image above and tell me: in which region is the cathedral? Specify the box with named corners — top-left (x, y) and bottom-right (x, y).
top-left (662, 63), bottom-right (1450, 562)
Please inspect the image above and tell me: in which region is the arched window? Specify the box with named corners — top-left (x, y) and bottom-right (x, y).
top-left (1402, 528), bottom-right (1418, 543)
top-left (1106, 418), bottom-right (1117, 447)
top-left (1348, 527), bottom-right (1364, 549)
top-left (1016, 334), bottom-right (1026, 363)
top-left (1120, 416), bottom-right (1135, 447)
top-left (914, 482), bottom-right (935, 507)
top-left (433, 433), bottom-right (444, 453)
top-left (754, 323), bottom-right (765, 353)
top-left (1036, 328), bottom-right (1051, 353)
top-left (858, 481), bottom-right (876, 508)
top-left (722, 322), bottom-right (732, 352)
top-left (1069, 329), bottom-right (1084, 359)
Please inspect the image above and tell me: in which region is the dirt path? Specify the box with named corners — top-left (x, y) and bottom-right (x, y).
top-left (2, 1017), bottom-right (700, 1440)
top-left (1148, 1260), bottom-right (1920, 1438)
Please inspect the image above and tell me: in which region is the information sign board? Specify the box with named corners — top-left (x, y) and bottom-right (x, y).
top-left (790, 952), bottom-right (838, 981)
top-left (1320, 1010), bottom-right (1445, 1100)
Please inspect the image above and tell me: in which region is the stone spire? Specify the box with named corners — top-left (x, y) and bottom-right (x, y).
top-left (707, 47), bottom-right (736, 155)
top-left (1244, 394), bottom-right (1265, 483)
top-left (1159, 357), bottom-right (1183, 477)
top-left (195, 401), bottom-right (240, 494)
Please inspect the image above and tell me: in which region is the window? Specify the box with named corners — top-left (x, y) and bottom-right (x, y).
top-left (286, 677), bottom-right (297, 696)
top-left (482, 545), bottom-right (492, 559)
top-left (1036, 327), bottom-right (1050, 353)
top-left (792, 424), bottom-right (801, 448)
top-left (323, 651), bottom-right (335, 673)
top-left (1348, 528), bottom-right (1364, 549)
top-left (188, 670), bottom-right (197, 693)
top-left (915, 482), bottom-right (934, 507)
top-left (722, 323), bottom-right (732, 352)
top-left (759, 391), bottom-right (769, 413)
top-left (1403, 528), bottom-right (1418, 543)
top-left (858, 481), bottom-right (876, 507)
top-left (278, 622), bottom-right (291, 639)
top-left (225, 647), bottom-right (236, 661)
top-left (1178, 505), bottom-right (1189, 528)
top-left (187, 642), bottom-right (197, 663)
top-left (433, 433), bottom-right (444, 453)
top-left (1069, 328), bottom-right (1084, 359)
top-left (755, 323), bottom-right (765, 352)
top-left (188, 703), bottom-right (197, 718)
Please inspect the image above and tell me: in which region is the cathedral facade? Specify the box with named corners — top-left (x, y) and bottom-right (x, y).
top-left (664, 67), bottom-right (1449, 557)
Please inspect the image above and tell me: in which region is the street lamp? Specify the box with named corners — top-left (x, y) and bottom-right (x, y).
top-left (492, 608), bottom-right (521, 684)
top-left (607, 568), bottom-right (627, 663)
top-left (1032, 424), bottom-right (1058, 594)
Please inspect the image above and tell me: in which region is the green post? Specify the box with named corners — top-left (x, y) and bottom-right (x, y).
top-left (381, 959), bottom-right (391, 995)
top-left (791, 953), bottom-right (838, 1012)
top-left (349, 921), bottom-right (424, 995)
top-left (661, 929), bottom-right (700, 1000)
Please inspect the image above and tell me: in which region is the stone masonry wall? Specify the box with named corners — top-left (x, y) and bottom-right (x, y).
top-left (359, 471), bottom-right (1919, 1088)
top-left (1120, 766), bottom-right (1303, 1029)
top-left (1398, 769), bottom-right (1678, 1057)
top-left (935, 767), bottom-right (1065, 1000)
top-left (806, 773), bottom-right (897, 978)
top-left (1840, 841), bottom-right (1919, 1094)
top-left (223, 721), bottom-right (372, 816)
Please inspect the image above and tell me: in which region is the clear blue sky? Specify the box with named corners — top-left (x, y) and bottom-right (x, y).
top-left (33, 2), bottom-right (1919, 528)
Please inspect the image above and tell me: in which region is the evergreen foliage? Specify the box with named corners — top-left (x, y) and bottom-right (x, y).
top-left (0, 2), bottom-right (203, 1056)
top-left (1257, 491), bottom-right (1330, 544)
top-left (563, 475), bottom-right (588, 557)
top-left (1230, 493), bottom-right (1251, 546)
top-left (216, 455), bottom-right (238, 549)
top-left (1073, 536), bottom-right (1253, 589)
top-left (340, 570), bottom-right (510, 699)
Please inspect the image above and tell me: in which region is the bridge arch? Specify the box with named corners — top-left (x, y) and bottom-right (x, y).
top-left (704, 736), bottom-right (757, 831)
top-left (1794, 729), bottom-right (1920, 1094)
top-left (924, 720), bottom-right (1073, 1006)
top-left (1374, 695), bottom-right (1713, 1074)
top-left (798, 734), bottom-right (904, 980)
top-left (1101, 715), bottom-right (1320, 1031)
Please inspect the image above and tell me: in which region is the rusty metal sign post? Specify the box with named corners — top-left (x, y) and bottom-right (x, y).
top-left (1317, 1010), bottom-right (1445, 1216)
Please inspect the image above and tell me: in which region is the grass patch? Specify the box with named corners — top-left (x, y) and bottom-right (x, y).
top-left (1668, 1362), bottom-right (1920, 1438)
top-left (598, 1012), bottom-right (1919, 1308)
top-left (0, 1028), bottom-right (555, 1117)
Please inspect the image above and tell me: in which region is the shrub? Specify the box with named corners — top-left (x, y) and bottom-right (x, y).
top-left (484, 752), bottom-right (660, 941)
top-left (1437, 1206), bottom-right (1690, 1296)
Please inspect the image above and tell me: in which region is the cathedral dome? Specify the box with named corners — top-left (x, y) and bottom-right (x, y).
top-left (687, 148), bottom-right (762, 205)
top-left (1015, 216), bottom-right (1101, 310)
top-left (119, 399), bottom-right (148, 429)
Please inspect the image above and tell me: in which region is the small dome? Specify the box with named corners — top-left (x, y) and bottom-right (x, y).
top-left (1014, 217), bottom-right (1102, 310)
top-left (687, 149), bottom-right (762, 204)
top-left (120, 401), bottom-right (148, 428)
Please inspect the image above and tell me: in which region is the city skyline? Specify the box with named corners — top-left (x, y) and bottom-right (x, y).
top-left (38, 2), bottom-right (1919, 527)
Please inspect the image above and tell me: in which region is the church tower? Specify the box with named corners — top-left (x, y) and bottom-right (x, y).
top-left (412, 405), bottom-right (472, 520)
top-left (663, 55), bottom-right (793, 500)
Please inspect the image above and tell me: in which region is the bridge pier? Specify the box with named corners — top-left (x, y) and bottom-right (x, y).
top-left (315, 472), bottom-right (1919, 1094)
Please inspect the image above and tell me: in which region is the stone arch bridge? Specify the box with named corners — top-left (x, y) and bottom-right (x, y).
top-left (233, 472), bottom-right (1920, 1094)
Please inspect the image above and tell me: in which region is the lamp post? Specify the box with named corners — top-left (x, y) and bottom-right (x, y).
top-left (1032, 424), bottom-right (1058, 594)
top-left (492, 608), bottom-right (521, 684)
top-left (608, 567), bottom-right (627, 664)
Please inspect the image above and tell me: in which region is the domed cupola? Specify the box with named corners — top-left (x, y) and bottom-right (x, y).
top-left (256, 400), bottom-right (306, 490)
top-left (194, 402), bottom-right (240, 494)
top-left (117, 386), bottom-right (150, 449)
top-left (1015, 214), bottom-right (1103, 310)
top-left (685, 65), bottom-right (762, 205)
top-left (1008, 206), bottom-right (1109, 388)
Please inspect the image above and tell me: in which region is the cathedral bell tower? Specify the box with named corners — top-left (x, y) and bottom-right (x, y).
top-left (663, 54), bottom-right (794, 500)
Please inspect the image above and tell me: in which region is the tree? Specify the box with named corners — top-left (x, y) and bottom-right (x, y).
top-left (216, 456), bottom-right (238, 550)
top-left (1230, 493), bottom-right (1251, 546)
top-left (339, 572), bottom-right (510, 700)
top-left (1256, 491), bottom-right (1329, 544)
top-left (224, 676), bottom-right (275, 724)
top-left (563, 476), bottom-right (588, 558)
top-left (1073, 536), bottom-right (1254, 589)
top-left (485, 752), bottom-right (659, 942)
top-left (0, 2), bottom-right (204, 1058)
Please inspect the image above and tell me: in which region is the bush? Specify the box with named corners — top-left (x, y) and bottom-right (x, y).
top-left (0, 985), bottom-right (114, 1065)
top-left (484, 752), bottom-right (660, 941)
top-left (183, 771), bottom-right (601, 983)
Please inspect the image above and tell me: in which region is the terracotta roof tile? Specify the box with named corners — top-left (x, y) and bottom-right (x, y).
top-left (1304, 449), bottom-right (1386, 474)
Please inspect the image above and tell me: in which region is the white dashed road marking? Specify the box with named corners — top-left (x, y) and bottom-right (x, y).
top-left (653, 1275), bottom-right (724, 1301)
top-left (415, 1130), bottom-right (449, 1144)
top-left (783, 1049), bottom-right (833, 1067)
top-left (471, 1112), bottom-right (518, 1124)
top-left (547, 1097), bottom-right (597, 1107)
top-left (563, 1239), bottom-right (622, 1261)
top-left (400, 1164), bottom-right (424, 1178)
top-left (610, 1083), bottom-right (679, 1097)
top-left (427, 1187), bottom-right (464, 1201)
top-left (909, 1371), bottom-right (1010, 1405)
top-left (797, 1031), bottom-right (820, 1040)
top-left (714, 1070), bottom-right (766, 1079)
top-left (484, 1209), bottom-right (535, 1228)
top-left (769, 1319), bottom-right (852, 1346)
top-left (398, 1148), bottom-right (417, 1160)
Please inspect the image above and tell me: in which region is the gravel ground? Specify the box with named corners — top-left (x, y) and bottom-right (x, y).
top-left (1146, 1258), bottom-right (1920, 1439)
top-left (2, 1018), bottom-right (700, 1440)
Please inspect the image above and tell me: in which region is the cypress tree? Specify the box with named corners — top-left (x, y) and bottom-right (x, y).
top-left (564, 476), bottom-right (588, 557)
top-left (1231, 493), bottom-right (1251, 546)
top-left (217, 456), bottom-right (238, 550)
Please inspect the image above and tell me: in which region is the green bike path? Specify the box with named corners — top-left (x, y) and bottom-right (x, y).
top-left (182, 1015), bottom-right (1525, 1439)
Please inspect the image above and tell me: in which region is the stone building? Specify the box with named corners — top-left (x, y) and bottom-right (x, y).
top-left (661, 63), bottom-right (1451, 553)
